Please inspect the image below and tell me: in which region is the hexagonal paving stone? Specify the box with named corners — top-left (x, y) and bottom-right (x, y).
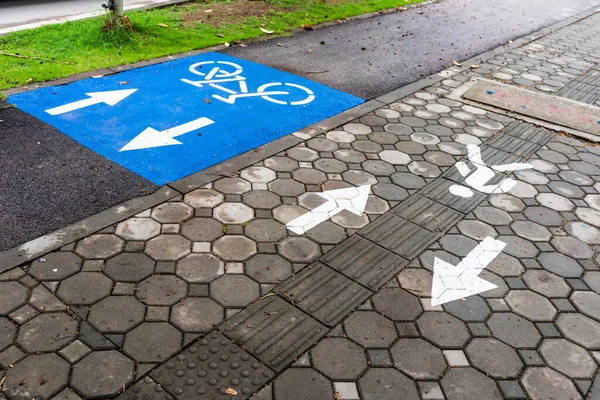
top-left (344, 311), bottom-right (397, 348)
top-left (474, 207), bottom-right (513, 225)
top-left (536, 193), bottom-right (575, 211)
top-left (311, 338), bottom-right (367, 380)
top-left (444, 296), bottom-right (491, 322)
top-left (566, 221), bottom-right (600, 244)
top-left (240, 166), bottom-right (276, 183)
top-left (104, 252), bottom-right (155, 283)
top-left (515, 169), bottom-right (549, 185)
top-left (273, 368), bottom-right (333, 400)
top-left (115, 217), bottom-right (161, 241)
top-left (466, 338), bottom-right (523, 378)
top-left (145, 235), bottom-right (191, 261)
top-left (88, 296), bottom-right (145, 333)
top-left (176, 253), bottom-right (224, 283)
top-left (362, 160), bottom-right (396, 176)
top-left (539, 339), bottom-right (596, 379)
top-left (488, 193), bottom-right (525, 212)
top-left (359, 368), bottom-right (419, 400)
top-left (213, 203), bottom-right (254, 224)
top-left (313, 158), bottom-right (348, 174)
top-left (379, 150), bottom-right (411, 165)
top-left (390, 338), bottom-right (447, 380)
top-left (306, 221), bottom-right (346, 245)
top-left (29, 252), bottom-right (82, 281)
top-left (213, 178), bottom-right (251, 194)
top-left (308, 137), bottom-right (339, 152)
top-left (3, 354), bottom-right (70, 399)
top-left (245, 254), bottom-right (292, 284)
top-left (326, 130), bottom-right (355, 143)
top-left (521, 367), bottom-right (582, 400)
top-left (278, 237), bottom-right (321, 263)
top-left (505, 290), bottom-right (557, 321)
top-left (486, 253), bottom-right (524, 277)
top-left (440, 235), bottom-right (478, 257)
top-left (538, 252), bottom-right (583, 278)
top-left (342, 170), bottom-right (378, 186)
top-left (441, 368), bottom-right (502, 400)
top-left (499, 236), bottom-right (539, 258)
top-left (575, 208), bottom-right (600, 228)
top-left (408, 161), bottom-right (441, 178)
top-left (71, 351), bottom-right (134, 398)
top-left (123, 322), bottom-right (182, 363)
top-left (213, 235), bottom-right (256, 261)
top-left (242, 191), bottom-right (282, 209)
top-left (170, 297), bottom-right (223, 332)
top-left (330, 209), bottom-right (370, 229)
top-left (0, 281), bottom-right (29, 315)
top-left (372, 288), bottom-right (422, 322)
top-left (457, 220), bottom-right (497, 241)
top-left (183, 189), bottom-right (224, 208)
top-left (57, 272), bottom-right (113, 305)
top-left (398, 268), bottom-right (432, 296)
top-left (210, 275), bottom-right (259, 307)
top-left (487, 313), bottom-right (541, 348)
top-left (17, 313), bottom-right (78, 352)
top-left (245, 219), bottom-right (286, 242)
top-left (292, 169), bottom-right (328, 185)
top-left (269, 179), bottom-right (305, 197)
top-left (75, 234), bottom-right (124, 259)
top-left (180, 217), bottom-right (224, 242)
top-left (417, 312), bottom-right (470, 348)
top-left (571, 291), bottom-right (600, 321)
top-left (511, 221), bottom-right (551, 241)
top-left (523, 270), bottom-right (571, 298)
top-left (344, 123), bottom-right (372, 135)
top-left (551, 236), bottom-right (594, 259)
top-left (0, 318), bottom-right (16, 352)
top-left (136, 275), bottom-right (187, 306)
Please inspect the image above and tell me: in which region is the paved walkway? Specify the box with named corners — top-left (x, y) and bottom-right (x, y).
top-left (2, 8), bottom-right (600, 400)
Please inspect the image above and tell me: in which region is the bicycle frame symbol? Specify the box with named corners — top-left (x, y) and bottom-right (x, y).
top-left (181, 61), bottom-right (316, 106)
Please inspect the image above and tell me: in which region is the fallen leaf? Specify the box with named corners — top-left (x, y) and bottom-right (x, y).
top-left (301, 24), bottom-right (315, 31)
top-left (277, 43), bottom-right (282, 46)
top-left (119, 81), bottom-right (128, 85)
top-left (306, 49), bottom-right (313, 53)
top-left (225, 388), bottom-right (238, 395)
top-left (452, 60), bottom-right (462, 67)
top-left (158, 23), bottom-right (168, 28)
top-left (216, 33), bottom-right (224, 38)
top-left (239, 43), bottom-right (248, 47)
top-left (204, 8), bottom-right (213, 12)
top-left (204, 98), bottom-right (212, 103)
top-left (334, 392), bottom-right (341, 399)
top-left (470, 64), bottom-right (480, 69)
top-left (260, 27), bottom-right (274, 34)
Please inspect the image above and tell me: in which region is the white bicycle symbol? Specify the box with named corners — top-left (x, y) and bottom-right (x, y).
top-left (181, 61), bottom-right (316, 106)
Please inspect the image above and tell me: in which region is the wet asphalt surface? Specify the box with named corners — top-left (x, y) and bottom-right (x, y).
top-left (225, 0), bottom-right (600, 99)
top-left (2, 0), bottom-right (600, 252)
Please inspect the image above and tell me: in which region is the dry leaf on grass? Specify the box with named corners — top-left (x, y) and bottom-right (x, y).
top-left (158, 23), bottom-right (168, 28)
top-left (260, 27), bottom-right (274, 34)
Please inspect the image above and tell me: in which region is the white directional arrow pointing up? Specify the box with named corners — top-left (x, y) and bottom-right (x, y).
top-left (431, 236), bottom-right (506, 306)
top-left (286, 185), bottom-right (371, 234)
top-left (45, 89), bottom-right (137, 116)
top-left (120, 117), bottom-right (215, 152)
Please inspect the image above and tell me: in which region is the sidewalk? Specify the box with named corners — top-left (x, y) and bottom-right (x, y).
top-left (2, 7), bottom-right (600, 400)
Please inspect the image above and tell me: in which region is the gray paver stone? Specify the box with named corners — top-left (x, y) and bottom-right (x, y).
top-left (277, 237), bottom-right (321, 263)
top-left (116, 377), bottom-right (174, 400)
top-left (3, 354), bottom-right (70, 400)
top-left (180, 218), bottom-right (224, 242)
top-left (465, 338), bottom-right (524, 378)
top-left (390, 338), bottom-right (447, 380)
top-left (0, 282), bottom-right (28, 316)
top-left (17, 312), bottom-right (78, 352)
top-left (571, 291), bottom-right (600, 321)
top-left (0, 318), bottom-right (16, 352)
top-left (123, 322), bottom-right (182, 363)
top-left (211, 275), bottom-right (259, 308)
top-left (441, 367), bottom-right (502, 400)
top-left (75, 234), bottom-right (124, 259)
top-left (487, 313), bottom-right (541, 348)
top-left (539, 339), bottom-right (596, 379)
top-left (29, 252), bottom-right (82, 281)
top-left (213, 235), bottom-right (257, 261)
top-left (71, 351), bottom-right (134, 398)
top-left (105, 252), bottom-right (155, 283)
top-left (538, 252), bottom-right (583, 278)
top-left (170, 297), bottom-right (224, 332)
top-left (274, 368), bottom-right (333, 400)
top-left (520, 367), bottom-right (583, 400)
top-left (358, 368), bottom-right (419, 400)
top-left (343, 311), bottom-right (397, 348)
top-left (176, 253), bottom-right (224, 283)
top-left (88, 296), bottom-right (145, 333)
top-left (505, 290), bottom-right (557, 321)
top-left (145, 235), bottom-right (191, 261)
top-left (443, 295), bottom-right (491, 322)
top-left (115, 218), bottom-right (161, 241)
top-left (311, 338), bottom-right (367, 380)
top-left (417, 312), bottom-right (470, 348)
top-left (556, 313), bottom-right (600, 349)
top-left (136, 275), bottom-right (187, 306)
top-left (523, 270), bottom-right (571, 298)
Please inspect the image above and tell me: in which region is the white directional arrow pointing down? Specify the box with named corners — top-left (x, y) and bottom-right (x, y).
top-left (286, 185), bottom-right (371, 234)
top-left (120, 117), bottom-right (215, 152)
top-left (431, 236), bottom-right (506, 306)
top-left (45, 89), bottom-right (137, 116)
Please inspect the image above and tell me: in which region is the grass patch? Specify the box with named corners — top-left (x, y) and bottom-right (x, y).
top-left (0, 0), bottom-right (423, 90)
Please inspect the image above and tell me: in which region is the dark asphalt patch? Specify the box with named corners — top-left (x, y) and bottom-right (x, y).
top-left (0, 103), bottom-right (157, 252)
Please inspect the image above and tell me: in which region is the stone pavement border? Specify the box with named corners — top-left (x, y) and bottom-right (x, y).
top-left (2, 2), bottom-right (598, 276)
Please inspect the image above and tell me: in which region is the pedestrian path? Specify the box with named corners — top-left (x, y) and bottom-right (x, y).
top-left (2, 8), bottom-right (600, 400)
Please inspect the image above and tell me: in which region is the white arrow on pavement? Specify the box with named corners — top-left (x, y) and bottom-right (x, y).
top-left (45, 89), bottom-right (138, 116)
top-left (286, 185), bottom-right (371, 234)
top-left (431, 236), bottom-right (506, 306)
top-left (120, 117), bottom-right (215, 152)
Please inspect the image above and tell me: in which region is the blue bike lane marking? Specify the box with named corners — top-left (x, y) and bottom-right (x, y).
top-left (8, 52), bottom-right (363, 185)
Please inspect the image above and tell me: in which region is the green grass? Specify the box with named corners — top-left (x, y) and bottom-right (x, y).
top-left (0, 0), bottom-right (423, 90)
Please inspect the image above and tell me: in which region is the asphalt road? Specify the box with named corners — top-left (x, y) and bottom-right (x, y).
top-left (225, 0), bottom-right (600, 99)
top-left (1, 0), bottom-right (600, 252)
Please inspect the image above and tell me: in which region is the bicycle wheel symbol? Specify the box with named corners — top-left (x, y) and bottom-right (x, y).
top-left (258, 82), bottom-right (316, 106)
top-left (188, 61), bottom-right (244, 80)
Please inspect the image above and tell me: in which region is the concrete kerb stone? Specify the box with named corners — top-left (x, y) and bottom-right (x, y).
top-left (0, 186), bottom-right (179, 273)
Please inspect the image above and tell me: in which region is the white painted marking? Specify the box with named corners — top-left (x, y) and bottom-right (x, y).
top-left (431, 236), bottom-right (506, 306)
top-left (286, 185), bottom-right (371, 234)
top-left (120, 117), bottom-right (215, 151)
top-left (450, 144), bottom-right (533, 198)
top-left (45, 89), bottom-right (137, 116)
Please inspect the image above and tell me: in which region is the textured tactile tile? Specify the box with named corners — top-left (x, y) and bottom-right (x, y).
top-left (392, 195), bottom-right (464, 233)
top-left (359, 213), bottom-right (439, 259)
top-left (220, 296), bottom-right (327, 372)
top-left (419, 178), bottom-right (486, 213)
top-left (151, 331), bottom-right (273, 400)
top-left (275, 263), bottom-right (372, 327)
top-left (502, 122), bottom-right (554, 146)
top-left (557, 70), bottom-right (600, 104)
top-left (320, 235), bottom-right (408, 290)
top-left (484, 134), bottom-right (541, 159)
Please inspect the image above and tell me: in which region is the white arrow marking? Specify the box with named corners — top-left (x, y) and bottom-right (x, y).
top-left (45, 89), bottom-right (137, 116)
top-left (286, 185), bottom-right (371, 234)
top-left (120, 117), bottom-right (215, 152)
top-left (431, 236), bottom-right (506, 306)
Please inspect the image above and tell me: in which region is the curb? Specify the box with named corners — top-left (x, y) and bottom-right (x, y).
top-left (1, 3), bottom-right (598, 271)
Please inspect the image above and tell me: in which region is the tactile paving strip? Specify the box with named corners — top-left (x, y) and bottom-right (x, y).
top-left (321, 235), bottom-right (408, 290)
top-left (392, 195), bottom-right (464, 233)
top-left (485, 135), bottom-right (541, 158)
top-left (359, 213), bottom-right (440, 259)
top-left (151, 331), bottom-right (274, 400)
top-left (275, 262), bottom-right (372, 327)
top-left (419, 178), bottom-right (486, 214)
top-left (220, 295), bottom-right (327, 372)
top-left (503, 121), bottom-right (554, 145)
top-left (117, 377), bottom-right (175, 400)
